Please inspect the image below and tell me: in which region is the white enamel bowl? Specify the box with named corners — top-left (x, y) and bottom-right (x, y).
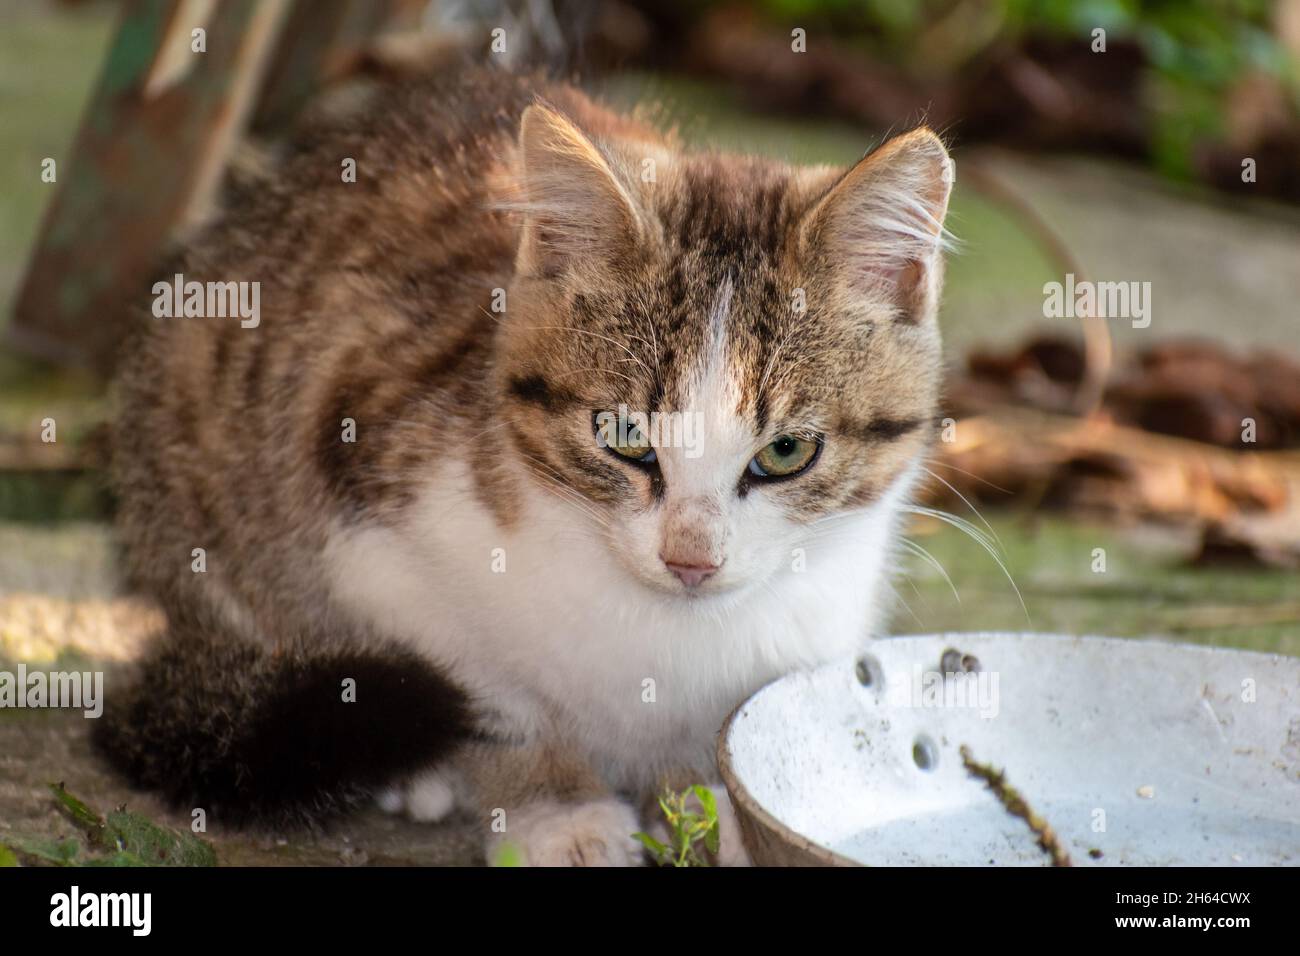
top-left (719, 634), bottom-right (1300, 866)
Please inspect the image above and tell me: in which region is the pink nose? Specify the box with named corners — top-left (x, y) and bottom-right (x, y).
top-left (663, 560), bottom-right (719, 588)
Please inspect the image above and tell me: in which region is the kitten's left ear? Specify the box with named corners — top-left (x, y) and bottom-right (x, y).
top-left (513, 103), bottom-right (648, 278)
top-left (799, 127), bottom-right (954, 323)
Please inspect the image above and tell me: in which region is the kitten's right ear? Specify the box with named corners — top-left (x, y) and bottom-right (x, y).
top-left (798, 127), bottom-right (954, 323)
top-left (513, 104), bottom-right (646, 277)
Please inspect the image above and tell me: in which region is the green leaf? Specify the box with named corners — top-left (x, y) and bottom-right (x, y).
top-left (48, 782), bottom-right (108, 847)
top-left (0, 844), bottom-right (20, 867)
top-left (104, 809), bottom-right (217, 866)
top-left (4, 835), bottom-right (81, 865)
top-left (633, 832), bottom-right (668, 858)
top-left (691, 785), bottom-right (718, 821)
top-left (648, 785), bottom-right (718, 866)
top-left (489, 841), bottom-right (525, 867)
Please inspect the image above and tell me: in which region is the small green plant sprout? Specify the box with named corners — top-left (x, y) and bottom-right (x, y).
top-left (489, 841), bottom-right (524, 867)
top-left (634, 785), bottom-right (720, 867)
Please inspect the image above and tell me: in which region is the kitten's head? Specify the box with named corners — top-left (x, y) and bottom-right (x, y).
top-left (496, 103), bottom-right (952, 599)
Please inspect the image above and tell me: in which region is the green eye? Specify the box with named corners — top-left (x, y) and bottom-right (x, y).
top-left (749, 435), bottom-right (820, 478)
top-left (594, 412), bottom-right (657, 463)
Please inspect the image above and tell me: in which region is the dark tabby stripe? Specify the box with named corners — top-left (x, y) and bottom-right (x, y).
top-left (844, 416), bottom-right (927, 442)
top-left (507, 373), bottom-right (579, 412)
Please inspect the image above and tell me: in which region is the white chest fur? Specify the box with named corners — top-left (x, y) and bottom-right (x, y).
top-left (324, 462), bottom-right (910, 791)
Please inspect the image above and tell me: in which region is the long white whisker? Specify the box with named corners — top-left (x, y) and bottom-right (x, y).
top-left (921, 466), bottom-right (1004, 552)
top-left (519, 456), bottom-right (612, 529)
top-left (908, 505), bottom-right (1000, 556)
top-left (899, 537), bottom-right (960, 605)
top-left (905, 506), bottom-right (1030, 624)
top-left (882, 578), bottom-right (924, 629)
top-left (924, 458), bottom-right (1014, 496)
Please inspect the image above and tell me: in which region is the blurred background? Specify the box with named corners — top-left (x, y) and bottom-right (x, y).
top-left (2, 2), bottom-right (1298, 689)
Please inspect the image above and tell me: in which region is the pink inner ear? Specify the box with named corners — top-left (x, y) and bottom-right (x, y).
top-left (860, 258), bottom-right (929, 322)
top-left (828, 195), bottom-right (946, 303)
top-left (868, 261), bottom-right (908, 289)
top-left (860, 256), bottom-right (925, 295)
top-left (816, 140), bottom-right (951, 310)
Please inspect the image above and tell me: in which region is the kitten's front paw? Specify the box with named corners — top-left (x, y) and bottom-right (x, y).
top-left (493, 798), bottom-right (641, 867)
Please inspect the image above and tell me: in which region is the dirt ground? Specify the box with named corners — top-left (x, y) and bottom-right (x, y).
top-left (0, 524), bottom-right (484, 866)
top-left (1, 709), bottom-right (485, 866)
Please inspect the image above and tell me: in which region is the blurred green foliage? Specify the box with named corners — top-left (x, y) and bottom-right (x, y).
top-left (727, 0), bottom-right (1299, 179)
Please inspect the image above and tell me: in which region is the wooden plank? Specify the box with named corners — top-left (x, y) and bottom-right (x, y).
top-left (7, 0), bottom-right (291, 373)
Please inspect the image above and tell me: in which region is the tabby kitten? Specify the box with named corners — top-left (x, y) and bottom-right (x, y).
top-left (98, 68), bottom-right (953, 866)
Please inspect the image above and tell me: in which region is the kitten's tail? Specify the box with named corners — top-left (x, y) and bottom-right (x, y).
top-left (93, 608), bottom-right (472, 827)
